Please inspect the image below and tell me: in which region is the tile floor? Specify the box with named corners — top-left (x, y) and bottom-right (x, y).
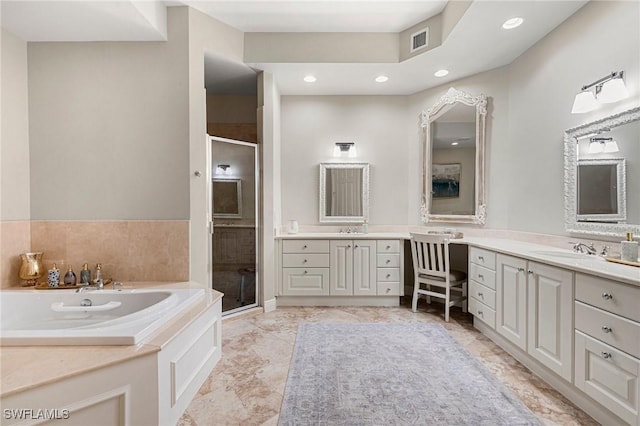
top-left (178, 301), bottom-right (599, 426)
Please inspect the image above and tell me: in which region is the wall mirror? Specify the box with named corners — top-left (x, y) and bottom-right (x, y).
top-left (212, 178), bottom-right (243, 218)
top-left (421, 87), bottom-right (487, 224)
top-left (319, 162), bottom-right (369, 223)
top-left (564, 106), bottom-right (640, 237)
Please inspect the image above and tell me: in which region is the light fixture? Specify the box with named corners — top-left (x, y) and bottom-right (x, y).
top-left (333, 142), bottom-right (357, 158)
top-left (451, 142), bottom-right (459, 146)
top-left (434, 69), bottom-right (449, 77)
top-left (303, 75), bottom-right (317, 83)
top-left (588, 137), bottom-right (619, 154)
top-left (502, 17), bottom-right (524, 30)
top-left (375, 75), bottom-right (389, 83)
top-left (571, 71), bottom-right (629, 113)
top-left (216, 164), bottom-right (231, 175)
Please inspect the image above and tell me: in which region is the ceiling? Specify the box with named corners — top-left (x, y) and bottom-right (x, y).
top-left (2, 1), bottom-right (588, 96)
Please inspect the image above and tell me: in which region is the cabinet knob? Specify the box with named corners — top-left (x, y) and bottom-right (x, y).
top-left (303, 270), bottom-right (308, 274)
top-left (602, 292), bottom-right (613, 300)
top-left (303, 245), bottom-right (307, 249)
top-left (478, 274), bottom-right (484, 280)
top-left (355, 244), bottom-right (359, 248)
top-left (386, 288), bottom-right (391, 294)
top-left (386, 259), bottom-right (391, 264)
top-left (601, 351), bottom-right (612, 359)
top-left (303, 259), bottom-right (308, 263)
top-left (386, 245), bottom-right (391, 250)
top-left (386, 274), bottom-right (391, 278)
top-left (478, 256), bottom-right (484, 261)
top-left (478, 310), bottom-right (483, 316)
top-left (527, 270), bottom-right (534, 275)
top-left (601, 326), bottom-right (612, 333)
top-left (518, 267), bottom-right (525, 272)
top-left (347, 245), bottom-right (351, 248)
top-left (478, 292), bottom-right (484, 298)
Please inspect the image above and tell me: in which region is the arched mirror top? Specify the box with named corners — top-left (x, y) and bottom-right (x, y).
top-left (421, 87), bottom-right (488, 225)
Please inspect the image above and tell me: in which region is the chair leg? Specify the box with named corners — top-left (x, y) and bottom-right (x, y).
top-left (444, 285), bottom-right (450, 322)
top-left (412, 280), bottom-right (419, 313)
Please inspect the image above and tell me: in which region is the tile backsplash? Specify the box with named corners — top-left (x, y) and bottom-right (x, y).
top-left (1, 220), bottom-right (189, 288)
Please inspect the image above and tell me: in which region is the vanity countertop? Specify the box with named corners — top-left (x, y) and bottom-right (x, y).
top-left (0, 282), bottom-right (222, 398)
top-left (276, 232), bottom-right (639, 286)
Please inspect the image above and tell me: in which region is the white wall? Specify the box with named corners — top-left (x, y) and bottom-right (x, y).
top-left (27, 8), bottom-right (190, 221)
top-left (280, 95), bottom-right (408, 226)
top-left (1, 28), bottom-right (30, 221)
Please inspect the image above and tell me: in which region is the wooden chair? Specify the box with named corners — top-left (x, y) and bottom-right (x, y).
top-left (410, 233), bottom-right (467, 322)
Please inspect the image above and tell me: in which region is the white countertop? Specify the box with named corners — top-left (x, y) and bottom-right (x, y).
top-left (276, 232), bottom-right (640, 286)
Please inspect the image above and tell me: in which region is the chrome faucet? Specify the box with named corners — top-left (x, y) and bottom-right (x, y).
top-left (571, 242), bottom-right (597, 255)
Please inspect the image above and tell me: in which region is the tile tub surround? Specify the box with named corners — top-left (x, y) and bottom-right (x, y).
top-left (0, 221), bottom-right (31, 288)
top-left (179, 303), bottom-right (597, 426)
top-left (28, 220), bottom-right (189, 284)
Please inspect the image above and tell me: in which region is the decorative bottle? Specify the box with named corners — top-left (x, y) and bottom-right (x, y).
top-left (63, 265), bottom-right (77, 286)
top-left (48, 263), bottom-right (60, 288)
top-left (621, 232), bottom-right (639, 262)
top-left (80, 263), bottom-right (91, 285)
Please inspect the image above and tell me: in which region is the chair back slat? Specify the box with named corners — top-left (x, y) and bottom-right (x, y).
top-left (410, 233), bottom-right (450, 278)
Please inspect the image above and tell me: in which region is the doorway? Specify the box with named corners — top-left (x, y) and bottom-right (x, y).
top-left (210, 137), bottom-right (259, 314)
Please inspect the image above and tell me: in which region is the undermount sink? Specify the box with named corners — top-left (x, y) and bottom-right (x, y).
top-left (530, 250), bottom-right (604, 260)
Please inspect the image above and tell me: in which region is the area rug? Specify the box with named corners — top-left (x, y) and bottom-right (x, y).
top-left (279, 323), bottom-right (542, 425)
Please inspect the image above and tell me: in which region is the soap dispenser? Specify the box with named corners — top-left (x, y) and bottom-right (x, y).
top-left (48, 263), bottom-right (60, 288)
top-left (63, 265), bottom-right (77, 286)
top-left (621, 232), bottom-right (639, 262)
top-left (80, 263), bottom-right (91, 285)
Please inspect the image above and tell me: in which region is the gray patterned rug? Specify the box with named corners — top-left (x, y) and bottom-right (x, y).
top-left (279, 323), bottom-right (542, 425)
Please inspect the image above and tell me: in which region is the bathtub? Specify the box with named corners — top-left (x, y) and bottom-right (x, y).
top-left (0, 288), bottom-right (205, 346)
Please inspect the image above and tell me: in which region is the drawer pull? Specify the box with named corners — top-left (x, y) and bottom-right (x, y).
top-left (303, 245), bottom-right (308, 249)
top-left (478, 256), bottom-right (484, 261)
top-left (601, 326), bottom-right (612, 333)
top-left (386, 245), bottom-right (391, 250)
top-left (478, 310), bottom-right (483, 316)
top-left (386, 259), bottom-right (391, 264)
top-left (527, 270), bottom-right (534, 275)
top-left (601, 292), bottom-right (613, 300)
top-left (347, 245), bottom-right (351, 248)
top-left (303, 259), bottom-right (308, 263)
top-left (355, 244), bottom-right (359, 248)
top-left (478, 274), bottom-right (484, 280)
top-left (386, 274), bottom-right (391, 279)
top-left (303, 270), bottom-right (308, 274)
top-left (386, 288), bottom-right (391, 294)
top-left (518, 267), bottom-right (525, 272)
top-left (601, 352), bottom-right (612, 359)
top-left (477, 292), bottom-right (484, 298)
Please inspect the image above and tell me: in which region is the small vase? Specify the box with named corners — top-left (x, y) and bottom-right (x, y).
top-left (19, 252), bottom-right (44, 287)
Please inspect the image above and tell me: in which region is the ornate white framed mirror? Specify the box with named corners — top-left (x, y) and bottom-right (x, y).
top-left (564, 106), bottom-right (640, 237)
top-left (421, 87), bottom-right (487, 224)
top-left (319, 162), bottom-right (369, 223)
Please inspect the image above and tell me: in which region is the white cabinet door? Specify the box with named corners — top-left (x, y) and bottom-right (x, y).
top-left (496, 254), bottom-right (527, 350)
top-left (527, 261), bottom-right (574, 382)
top-left (330, 240), bottom-right (353, 295)
top-left (353, 240), bottom-right (376, 296)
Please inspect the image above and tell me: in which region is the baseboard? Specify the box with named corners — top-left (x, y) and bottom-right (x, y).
top-left (263, 298), bottom-right (277, 312)
top-left (474, 321), bottom-right (628, 426)
top-left (276, 296), bottom-right (400, 307)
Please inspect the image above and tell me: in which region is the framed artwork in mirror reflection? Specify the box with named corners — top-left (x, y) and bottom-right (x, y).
top-left (432, 163), bottom-right (461, 198)
top-left (212, 178), bottom-right (242, 218)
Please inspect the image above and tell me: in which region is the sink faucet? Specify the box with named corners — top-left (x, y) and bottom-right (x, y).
top-left (571, 242), bottom-right (597, 255)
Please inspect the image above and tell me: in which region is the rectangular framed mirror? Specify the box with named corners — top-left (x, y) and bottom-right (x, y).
top-left (564, 106), bottom-right (640, 237)
top-left (212, 178), bottom-right (243, 218)
top-left (421, 87), bottom-right (487, 224)
top-left (319, 162), bottom-right (369, 223)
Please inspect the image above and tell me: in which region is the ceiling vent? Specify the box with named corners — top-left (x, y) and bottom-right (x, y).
top-left (410, 27), bottom-right (429, 53)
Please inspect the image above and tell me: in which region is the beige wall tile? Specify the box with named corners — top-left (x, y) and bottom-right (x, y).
top-left (0, 221), bottom-right (32, 288)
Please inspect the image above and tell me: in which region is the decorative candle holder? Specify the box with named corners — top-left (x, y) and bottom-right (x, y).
top-left (19, 252), bottom-right (44, 287)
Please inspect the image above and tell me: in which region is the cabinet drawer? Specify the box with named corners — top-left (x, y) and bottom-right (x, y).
top-left (377, 281), bottom-right (401, 296)
top-left (469, 263), bottom-right (496, 290)
top-left (377, 254), bottom-right (400, 268)
top-left (468, 297), bottom-right (496, 329)
top-left (469, 280), bottom-right (496, 310)
top-left (575, 273), bottom-right (640, 322)
top-left (282, 253), bottom-right (329, 268)
top-left (282, 268), bottom-right (329, 296)
top-left (575, 301), bottom-right (640, 359)
top-left (575, 330), bottom-right (639, 426)
top-left (377, 268), bottom-right (400, 282)
top-left (469, 247), bottom-right (496, 270)
top-left (282, 240), bottom-right (329, 254)
top-left (377, 240), bottom-right (400, 253)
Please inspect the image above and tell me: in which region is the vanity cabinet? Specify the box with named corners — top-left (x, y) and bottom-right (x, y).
top-left (467, 247), bottom-right (497, 328)
top-left (574, 273), bottom-right (640, 426)
top-left (493, 253), bottom-right (574, 381)
top-left (330, 240), bottom-right (376, 295)
top-left (279, 238), bottom-right (403, 299)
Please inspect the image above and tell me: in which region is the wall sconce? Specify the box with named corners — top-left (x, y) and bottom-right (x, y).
top-left (333, 142), bottom-right (357, 158)
top-left (588, 137), bottom-right (619, 154)
top-left (215, 164), bottom-right (231, 175)
top-left (571, 71), bottom-right (629, 114)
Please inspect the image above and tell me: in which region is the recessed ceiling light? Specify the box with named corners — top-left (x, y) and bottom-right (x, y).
top-left (375, 75), bottom-right (389, 83)
top-left (451, 142), bottom-right (459, 146)
top-left (434, 69), bottom-right (449, 77)
top-left (303, 75), bottom-right (317, 83)
top-left (502, 17), bottom-right (524, 30)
